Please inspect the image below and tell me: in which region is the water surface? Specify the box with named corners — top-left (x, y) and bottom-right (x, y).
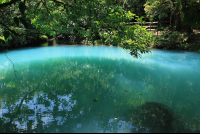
top-left (0, 46), bottom-right (200, 133)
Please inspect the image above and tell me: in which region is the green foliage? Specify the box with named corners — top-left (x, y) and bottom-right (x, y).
top-left (144, 0), bottom-right (173, 21)
top-left (155, 30), bottom-right (188, 49)
top-left (0, 0), bottom-right (154, 57)
top-left (120, 25), bottom-right (152, 58)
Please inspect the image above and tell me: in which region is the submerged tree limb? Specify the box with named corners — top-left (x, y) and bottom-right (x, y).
top-left (4, 51), bottom-right (17, 77)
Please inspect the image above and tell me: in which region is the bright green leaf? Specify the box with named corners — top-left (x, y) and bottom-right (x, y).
top-left (0, 37), bottom-right (6, 44)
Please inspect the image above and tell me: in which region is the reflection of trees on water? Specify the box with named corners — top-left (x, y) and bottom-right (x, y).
top-left (0, 57), bottom-right (141, 132)
top-left (0, 55), bottom-right (200, 132)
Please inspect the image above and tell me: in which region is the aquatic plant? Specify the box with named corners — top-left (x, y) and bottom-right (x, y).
top-left (128, 102), bottom-right (177, 133)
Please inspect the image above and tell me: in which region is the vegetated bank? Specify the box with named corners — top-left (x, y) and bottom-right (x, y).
top-left (1, 0), bottom-right (200, 55)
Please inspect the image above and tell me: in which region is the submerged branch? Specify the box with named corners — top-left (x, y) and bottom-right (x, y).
top-left (4, 51), bottom-right (17, 77)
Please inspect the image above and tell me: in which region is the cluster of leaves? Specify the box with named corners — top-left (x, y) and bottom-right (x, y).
top-left (144, 0), bottom-right (173, 21)
top-left (0, 1), bottom-right (48, 50)
top-left (154, 30), bottom-right (188, 49)
top-left (120, 24), bottom-right (153, 58)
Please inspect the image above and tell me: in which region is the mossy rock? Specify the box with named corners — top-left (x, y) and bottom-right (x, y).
top-left (127, 102), bottom-right (185, 133)
top-left (39, 35), bottom-right (48, 43)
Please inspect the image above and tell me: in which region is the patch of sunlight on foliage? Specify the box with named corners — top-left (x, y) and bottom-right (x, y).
top-left (0, 0), bottom-right (11, 4)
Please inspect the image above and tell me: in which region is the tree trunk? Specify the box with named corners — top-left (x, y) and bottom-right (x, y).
top-left (186, 26), bottom-right (193, 43)
top-left (170, 9), bottom-right (172, 29)
top-left (175, 13), bottom-right (181, 31)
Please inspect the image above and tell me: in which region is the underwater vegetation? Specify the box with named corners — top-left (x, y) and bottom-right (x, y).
top-left (127, 102), bottom-right (193, 133)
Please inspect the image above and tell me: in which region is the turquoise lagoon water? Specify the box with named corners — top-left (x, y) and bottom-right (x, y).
top-left (0, 46), bottom-right (200, 133)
